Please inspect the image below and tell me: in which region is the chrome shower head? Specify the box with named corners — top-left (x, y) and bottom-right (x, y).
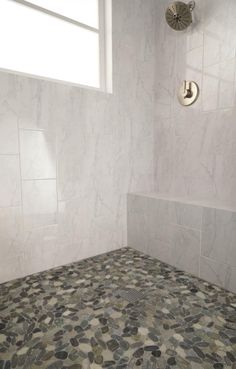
top-left (165, 1), bottom-right (195, 31)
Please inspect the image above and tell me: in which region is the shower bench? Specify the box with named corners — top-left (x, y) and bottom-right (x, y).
top-left (127, 192), bottom-right (236, 293)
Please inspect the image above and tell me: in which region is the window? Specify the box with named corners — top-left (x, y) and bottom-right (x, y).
top-left (0, 0), bottom-right (112, 91)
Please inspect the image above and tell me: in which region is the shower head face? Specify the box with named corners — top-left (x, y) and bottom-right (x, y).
top-left (165, 1), bottom-right (194, 31)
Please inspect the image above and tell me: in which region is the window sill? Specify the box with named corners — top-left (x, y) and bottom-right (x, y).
top-left (0, 67), bottom-right (113, 94)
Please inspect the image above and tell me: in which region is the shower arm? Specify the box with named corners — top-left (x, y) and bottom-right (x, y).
top-left (188, 1), bottom-right (195, 11)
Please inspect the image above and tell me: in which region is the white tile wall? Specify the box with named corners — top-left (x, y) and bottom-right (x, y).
top-left (22, 180), bottom-right (57, 230)
top-left (200, 257), bottom-right (236, 294)
top-left (0, 207), bottom-right (22, 260)
top-left (128, 193), bottom-right (236, 293)
top-left (201, 208), bottom-right (236, 268)
top-left (20, 130), bottom-right (56, 180)
top-left (0, 101), bottom-right (19, 155)
top-left (155, 0), bottom-right (236, 205)
top-left (0, 0), bottom-right (158, 283)
top-left (0, 156), bottom-right (21, 207)
top-left (171, 226), bottom-right (200, 276)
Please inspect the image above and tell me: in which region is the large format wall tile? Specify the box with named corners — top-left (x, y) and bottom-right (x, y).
top-left (128, 194), bottom-right (173, 264)
top-left (0, 207), bottom-right (22, 260)
top-left (128, 194), bottom-right (201, 277)
top-left (0, 156), bottom-right (21, 207)
top-left (127, 194), bottom-right (149, 254)
top-left (171, 225), bottom-right (200, 276)
top-left (13, 77), bottom-right (53, 131)
top-left (20, 129), bottom-right (56, 180)
top-left (148, 241), bottom-right (172, 266)
top-left (22, 179), bottom-right (57, 230)
top-left (128, 193), bottom-right (236, 292)
top-left (155, 0), bottom-right (236, 205)
top-left (0, 255), bottom-right (25, 284)
top-left (22, 225), bottom-right (59, 275)
top-left (200, 256), bottom-right (236, 293)
top-left (0, 0), bottom-right (158, 282)
top-left (169, 202), bottom-right (202, 230)
top-left (201, 208), bottom-right (236, 267)
top-left (0, 101), bottom-right (19, 155)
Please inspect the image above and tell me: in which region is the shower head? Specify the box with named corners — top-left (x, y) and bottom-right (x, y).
top-left (165, 1), bottom-right (195, 31)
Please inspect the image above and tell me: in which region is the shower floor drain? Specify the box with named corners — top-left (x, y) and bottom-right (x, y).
top-left (114, 288), bottom-right (145, 304)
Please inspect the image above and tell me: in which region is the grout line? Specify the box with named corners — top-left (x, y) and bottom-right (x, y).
top-left (201, 107), bottom-right (236, 113)
top-left (199, 207), bottom-right (203, 277)
top-left (55, 117), bottom-right (59, 225)
top-left (19, 127), bottom-right (46, 132)
top-left (23, 223), bottom-right (59, 232)
top-left (0, 205), bottom-right (22, 210)
top-left (201, 255), bottom-right (235, 269)
top-left (0, 153), bottom-right (19, 156)
top-left (129, 193), bottom-right (236, 212)
top-left (22, 178), bottom-right (57, 181)
top-left (170, 221), bottom-right (201, 233)
top-left (200, 25), bottom-right (204, 113)
top-left (172, 34), bottom-right (177, 194)
top-left (16, 115), bottom-right (25, 235)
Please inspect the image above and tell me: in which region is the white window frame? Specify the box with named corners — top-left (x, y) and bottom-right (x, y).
top-left (4, 0), bottom-right (112, 92)
top-left (98, 0), bottom-right (112, 92)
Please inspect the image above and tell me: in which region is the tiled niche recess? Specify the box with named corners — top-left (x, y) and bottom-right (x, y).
top-left (127, 193), bottom-right (236, 293)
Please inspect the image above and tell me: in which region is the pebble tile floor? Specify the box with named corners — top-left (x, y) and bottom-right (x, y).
top-left (0, 247), bottom-right (236, 369)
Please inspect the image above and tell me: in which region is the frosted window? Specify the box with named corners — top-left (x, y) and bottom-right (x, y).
top-left (26, 0), bottom-right (99, 28)
top-left (0, 0), bottom-right (100, 88)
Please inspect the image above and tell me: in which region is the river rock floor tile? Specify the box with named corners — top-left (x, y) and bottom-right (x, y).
top-left (0, 247), bottom-right (235, 369)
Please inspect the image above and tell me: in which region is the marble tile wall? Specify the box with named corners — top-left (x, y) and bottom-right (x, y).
top-left (155, 0), bottom-right (236, 205)
top-left (0, 0), bottom-right (159, 283)
top-left (127, 193), bottom-right (236, 293)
